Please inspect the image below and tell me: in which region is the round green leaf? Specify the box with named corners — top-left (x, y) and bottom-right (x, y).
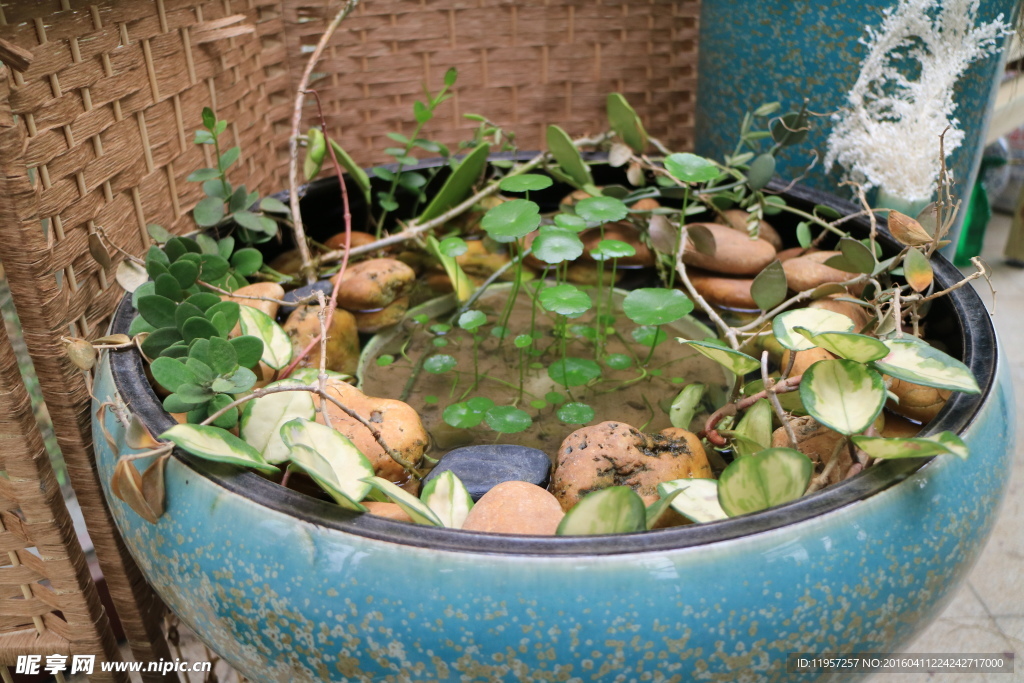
top-left (480, 199), bottom-right (541, 242)
top-left (498, 174), bottom-right (553, 193)
top-left (376, 354), bottom-right (395, 367)
top-left (772, 308), bottom-right (854, 351)
top-left (605, 354), bottom-right (632, 370)
top-left (681, 340), bottom-right (760, 375)
top-left (589, 239), bottom-right (636, 262)
top-left (438, 236), bottom-right (468, 258)
top-left (443, 402), bottom-right (485, 429)
top-left (513, 334), bottom-right (533, 349)
top-left (538, 283), bottom-right (592, 317)
top-left (532, 226), bottom-right (584, 265)
top-left (457, 310), bottom-right (487, 331)
top-left (193, 196), bottom-right (225, 227)
top-left (557, 402), bottom-right (595, 424)
top-left (547, 357), bottom-right (601, 387)
top-left (799, 359), bottom-right (886, 435)
top-left (556, 486), bottom-right (646, 535)
top-left (467, 396), bottom-right (495, 412)
top-left (423, 354), bottom-right (457, 374)
top-left (622, 288), bottom-right (693, 326)
top-left (631, 325), bottom-right (667, 347)
top-left (664, 153), bottom-right (719, 183)
top-left (717, 448), bottom-right (812, 517)
top-left (484, 406), bottom-right (533, 433)
top-left (149, 357), bottom-right (197, 393)
top-left (554, 213), bottom-right (587, 231)
top-left (230, 248), bottom-right (263, 276)
top-left (575, 196), bottom-right (628, 223)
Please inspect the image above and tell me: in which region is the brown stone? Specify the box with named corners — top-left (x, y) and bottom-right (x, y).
top-left (808, 296), bottom-right (873, 332)
top-left (353, 296), bottom-right (409, 333)
top-left (886, 377), bottom-right (950, 424)
top-left (565, 263), bottom-right (623, 286)
top-left (315, 380), bottom-right (429, 482)
top-left (334, 258), bottom-right (415, 311)
top-left (721, 209), bottom-right (783, 250)
top-left (323, 231), bottom-right (378, 251)
top-left (682, 222), bottom-right (777, 276)
top-left (688, 269), bottom-right (757, 309)
top-left (363, 501), bottom-right (414, 523)
top-left (630, 198), bottom-right (662, 212)
top-left (782, 251), bottom-right (858, 292)
top-left (880, 410), bottom-right (922, 438)
top-left (283, 306), bottom-right (360, 375)
top-left (771, 416), bottom-right (850, 486)
top-left (776, 247), bottom-right (809, 262)
top-left (269, 249), bottom-right (303, 276)
top-left (552, 422), bottom-right (713, 511)
top-left (781, 347), bottom-right (835, 377)
top-left (460, 481), bottom-right (565, 535)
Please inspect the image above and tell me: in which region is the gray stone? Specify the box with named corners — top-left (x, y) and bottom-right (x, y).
top-left (280, 279), bottom-right (333, 317)
top-left (423, 445), bottom-right (552, 501)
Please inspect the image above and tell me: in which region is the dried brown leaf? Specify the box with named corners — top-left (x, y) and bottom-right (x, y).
top-left (887, 210), bottom-right (932, 247)
top-left (65, 338), bottom-right (96, 371)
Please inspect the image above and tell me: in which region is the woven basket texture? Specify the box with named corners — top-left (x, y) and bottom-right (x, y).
top-left (0, 0), bottom-right (700, 676)
top-left (289, 0), bottom-right (700, 166)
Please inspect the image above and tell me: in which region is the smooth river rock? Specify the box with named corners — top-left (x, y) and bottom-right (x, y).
top-left (280, 279), bottom-right (333, 317)
top-left (334, 258), bottom-right (415, 311)
top-left (460, 481), bottom-right (564, 535)
top-left (682, 222), bottom-right (777, 276)
top-left (422, 444), bottom-right (552, 501)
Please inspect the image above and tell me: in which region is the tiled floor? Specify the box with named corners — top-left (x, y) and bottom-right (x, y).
top-left (870, 212), bottom-right (1024, 682)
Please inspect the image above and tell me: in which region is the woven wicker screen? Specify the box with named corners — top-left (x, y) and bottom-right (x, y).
top-left (0, 1), bottom-right (292, 677)
top-left (0, 0), bottom-right (701, 674)
top-left (284, 0), bottom-right (700, 169)
top-left (0, 303), bottom-right (126, 680)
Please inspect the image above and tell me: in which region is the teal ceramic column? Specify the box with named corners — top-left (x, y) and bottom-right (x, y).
top-left (695, 0), bottom-right (1016, 244)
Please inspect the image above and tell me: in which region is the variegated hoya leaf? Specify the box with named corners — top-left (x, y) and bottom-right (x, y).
top-left (239, 381), bottom-right (316, 463)
top-left (717, 447), bottom-right (813, 517)
top-left (644, 488), bottom-right (685, 529)
top-left (871, 338), bottom-right (980, 394)
top-left (556, 486), bottom-right (646, 536)
top-left (287, 445), bottom-right (367, 511)
top-left (903, 247), bottom-right (934, 293)
top-left (679, 340), bottom-right (760, 375)
top-left (361, 476), bottom-right (443, 526)
top-left (658, 479), bottom-right (728, 523)
top-left (160, 424), bottom-right (279, 474)
top-left (420, 470), bottom-right (474, 529)
top-left (773, 308), bottom-right (854, 351)
top-left (238, 306), bottom-right (293, 370)
top-left (794, 327), bottom-right (888, 363)
top-left (669, 383), bottom-right (705, 429)
top-left (732, 399), bottom-right (773, 456)
top-left (280, 418), bottom-right (374, 504)
top-left (799, 359), bottom-right (886, 435)
top-left (850, 433), bottom-right (965, 461)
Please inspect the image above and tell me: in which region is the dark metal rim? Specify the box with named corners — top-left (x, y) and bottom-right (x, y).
top-left (107, 156), bottom-right (998, 557)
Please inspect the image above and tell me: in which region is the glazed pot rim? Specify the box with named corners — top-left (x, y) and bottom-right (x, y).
top-left (107, 155), bottom-right (998, 556)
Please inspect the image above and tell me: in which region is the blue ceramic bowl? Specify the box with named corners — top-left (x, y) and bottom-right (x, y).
top-left (92, 178), bottom-right (1013, 682)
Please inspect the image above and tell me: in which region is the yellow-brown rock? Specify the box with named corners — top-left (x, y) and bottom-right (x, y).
top-left (461, 481), bottom-right (564, 535)
top-left (771, 416), bottom-right (850, 486)
top-left (630, 198), bottom-right (662, 212)
top-left (880, 410), bottom-right (922, 438)
top-left (269, 249), bottom-right (303, 276)
top-left (721, 209), bottom-right (783, 250)
top-left (682, 222), bottom-right (777, 276)
top-left (352, 296), bottom-right (409, 333)
top-left (315, 379), bottom-right (429, 483)
top-left (552, 422), bottom-right (712, 511)
top-left (782, 251), bottom-right (857, 292)
top-left (781, 347), bottom-right (835, 377)
top-left (223, 282), bottom-right (285, 336)
top-left (363, 501), bottom-right (414, 523)
top-left (455, 240), bottom-right (513, 279)
top-left (566, 263), bottom-right (623, 286)
top-left (808, 296), bottom-right (873, 332)
top-left (334, 258), bottom-right (415, 311)
top-left (283, 306), bottom-right (360, 375)
top-left (688, 269), bottom-right (757, 309)
top-left (886, 377), bottom-right (950, 423)
top-left (324, 230), bottom-right (378, 252)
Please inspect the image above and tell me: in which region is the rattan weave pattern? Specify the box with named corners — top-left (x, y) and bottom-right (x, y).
top-left (0, 0), bottom-right (701, 675)
top-left (283, 0), bottom-right (699, 168)
top-left (0, 1), bottom-right (293, 678)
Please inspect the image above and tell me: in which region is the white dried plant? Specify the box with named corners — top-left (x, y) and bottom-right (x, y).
top-left (825, 0), bottom-right (1011, 203)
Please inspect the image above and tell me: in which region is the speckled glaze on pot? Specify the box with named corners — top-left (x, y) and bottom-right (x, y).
top-left (695, 0), bottom-right (1016, 216)
top-left (92, 181), bottom-right (1014, 682)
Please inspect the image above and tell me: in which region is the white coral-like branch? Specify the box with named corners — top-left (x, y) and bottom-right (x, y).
top-left (825, 0), bottom-right (1011, 203)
